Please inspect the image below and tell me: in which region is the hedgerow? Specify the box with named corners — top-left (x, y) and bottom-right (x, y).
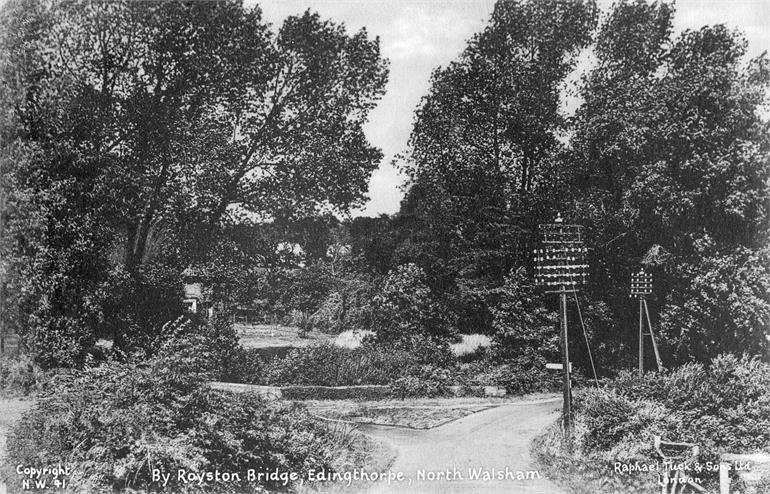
top-left (260, 338), bottom-right (455, 389)
top-left (533, 354), bottom-right (770, 494)
top-left (6, 320), bottom-right (346, 493)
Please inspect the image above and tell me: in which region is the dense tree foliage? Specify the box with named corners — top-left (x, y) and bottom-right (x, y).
top-left (0, 0), bottom-right (387, 366)
top-left (1, 0), bottom-right (767, 372)
top-left (571, 0), bottom-right (770, 363)
top-left (397, 0), bottom-right (599, 334)
top-left (397, 0), bottom-right (769, 367)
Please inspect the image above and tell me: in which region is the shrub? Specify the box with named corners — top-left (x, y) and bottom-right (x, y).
top-left (258, 337), bottom-right (458, 390)
top-left (333, 329), bottom-right (375, 349)
top-left (0, 355), bottom-right (47, 396)
top-left (390, 365), bottom-right (453, 398)
top-left (372, 263), bottom-right (456, 342)
top-left (99, 263), bottom-right (184, 354)
top-left (155, 314), bottom-right (241, 381)
top-left (310, 278), bottom-right (378, 334)
top-left (7, 353), bottom-right (339, 492)
top-left (310, 291), bottom-right (343, 330)
top-left (535, 353), bottom-right (770, 493)
top-left (456, 355), bottom-right (561, 395)
top-left (606, 355), bottom-right (770, 453)
top-left (285, 308), bottom-right (313, 330)
top-left (262, 342), bottom-right (414, 386)
top-left (226, 347), bottom-right (263, 385)
top-left (490, 268), bottom-right (558, 361)
top-left (573, 389), bottom-right (675, 456)
top-left (479, 268), bottom-right (565, 393)
top-left (399, 334), bottom-right (457, 369)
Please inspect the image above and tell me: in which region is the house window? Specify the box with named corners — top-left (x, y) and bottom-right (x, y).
top-left (183, 298), bottom-right (198, 314)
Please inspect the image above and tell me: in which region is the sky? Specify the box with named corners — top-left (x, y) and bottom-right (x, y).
top-left (256, 0), bottom-right (770, 217)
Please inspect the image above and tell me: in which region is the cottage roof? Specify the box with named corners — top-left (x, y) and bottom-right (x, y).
top-left (181, 265), bottom-right (208, 281)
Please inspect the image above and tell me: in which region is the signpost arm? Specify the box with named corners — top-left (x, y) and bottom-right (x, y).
top-left (560, 286), bottom-right (572, 451)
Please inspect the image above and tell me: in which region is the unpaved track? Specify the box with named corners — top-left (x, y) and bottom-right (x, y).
top-left (358, 398), bottom-right (565, 494)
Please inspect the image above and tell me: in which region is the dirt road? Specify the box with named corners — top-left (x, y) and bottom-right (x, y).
top-left (358, 398), bottom-right (565, 494)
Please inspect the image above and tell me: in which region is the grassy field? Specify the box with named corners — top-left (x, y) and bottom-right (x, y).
top-left (237, 324), bottom-right (373, 349)
top-left (237, 324), bottom-right (491, 357)
top-left (237, 323), bottom-right (331, 348)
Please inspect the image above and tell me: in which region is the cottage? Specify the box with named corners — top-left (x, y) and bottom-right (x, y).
top-left (181, 265), bottom-right (215, 318)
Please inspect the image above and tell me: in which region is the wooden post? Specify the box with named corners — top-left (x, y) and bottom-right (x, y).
top-left (719, 462), bottom-right (730, 494)
top-left (560, 287), bottom-right (572, 451)
top-left (644, 299), bottom-right (664, 371)
top-left (639, 297), bottom-right (644, 374)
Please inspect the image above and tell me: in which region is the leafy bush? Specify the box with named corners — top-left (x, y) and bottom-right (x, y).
top-left (310, 277), bottom-right (377, 334)
top-left (285, 308), bottom-right (313, 330)
top-left (333, 329), bottom-right (375, 349)
top-left (573, 389), bottom-right (673, 456)
top-left (458, 358), bottom-right (561, 395)
top-left (7, 345), bottom-right (341, 492)
top-left (609, 355), bottom-right (770, 453)
top-left (0, 355), bottom-right (47, 396)
top-left (372, 263), bottom-right (456, 342)
top-left (259, 337), bottom-right (458, 392)
top-left (490, 268), bottom-right (558, 361)
top-left (658, 242), bottom-right (770, 363)
top-left (226, 347), bottom-right (263, 385)
top-left (390, 365), bottom-right (453, 398)
top-left (262, 342), bottom-right (414, 386)
top-left (398, 334), bottom-right (457, 369)
top-left (157, 314), bottom-right (241, 381)
top-left (98, 264), bottom-right (184, 354)
top-left (534, 354), bottom-right (770, 493)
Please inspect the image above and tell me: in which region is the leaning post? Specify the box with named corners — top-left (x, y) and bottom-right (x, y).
top-left (631, 268), bottom-right (662, 372)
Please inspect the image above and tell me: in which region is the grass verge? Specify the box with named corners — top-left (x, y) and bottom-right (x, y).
top-left (531, 420), bottom-right (661, 494)
top-left (300, 421), bottom-right (397, 493)
top-left (305, 394), bottom-right (556, 429)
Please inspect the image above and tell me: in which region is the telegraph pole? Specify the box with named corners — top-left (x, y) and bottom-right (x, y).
top-left (639, 295), bottom-right (644, 374)
top-left (631, 268), bottom-right (663, 372)
top-left (559, 281), bottom-right (570, 441)
top-left (534, 214), bottom-right (588, 451)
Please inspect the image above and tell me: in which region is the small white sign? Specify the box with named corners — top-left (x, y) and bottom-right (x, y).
top-left (546, 362), bottom-right (572, 371)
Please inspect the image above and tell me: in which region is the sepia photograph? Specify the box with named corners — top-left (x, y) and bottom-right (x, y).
top-left (0, 0), bottom-right (769, 493)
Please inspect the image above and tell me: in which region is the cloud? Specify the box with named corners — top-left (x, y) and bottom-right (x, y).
top-left (355, 163), bottom-right (403, 216)
top-left (383, 3), bottom-right (489, 62)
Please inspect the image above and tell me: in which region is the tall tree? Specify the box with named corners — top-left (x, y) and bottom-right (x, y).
top-left (571, 0), bottom-right (770, 363)
top-left (397, 0), bottom-right (598, 332)
top-left (1, 0), bottom-right (388, 364)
